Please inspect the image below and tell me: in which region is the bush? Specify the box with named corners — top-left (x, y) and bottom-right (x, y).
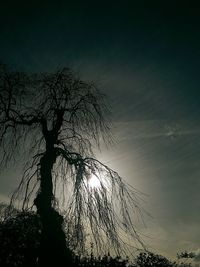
top-left (134, 251), bottom-right (177, 267)
top-left (0, 209), bottom-right (41, 267)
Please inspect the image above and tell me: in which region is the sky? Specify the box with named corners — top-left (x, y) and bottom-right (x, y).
top-left (0, 1), bottom-right (200, 261)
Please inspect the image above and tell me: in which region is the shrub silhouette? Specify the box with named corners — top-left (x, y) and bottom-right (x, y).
top-left (0, 208), bottom-right (41, 267)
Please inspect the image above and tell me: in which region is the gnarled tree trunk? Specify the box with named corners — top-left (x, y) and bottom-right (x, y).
top-left (34, 148), bottom-right (73, 267)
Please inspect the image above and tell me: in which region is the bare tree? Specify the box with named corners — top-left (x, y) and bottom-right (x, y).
top-left (0, 64), bottom-right (145, 266)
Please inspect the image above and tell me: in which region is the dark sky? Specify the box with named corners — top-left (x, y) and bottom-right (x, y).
top-left (1, 1), bottom-right (200, 260)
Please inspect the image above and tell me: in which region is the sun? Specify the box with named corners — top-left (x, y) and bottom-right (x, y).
top-left (88, 174), bottom-right (101, 189)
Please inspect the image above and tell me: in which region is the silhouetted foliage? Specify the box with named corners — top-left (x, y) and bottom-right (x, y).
top-left (0, 64), bottom-right (145, 265)
top-left (132, 252), bottom-right (192, 267)
top-left (0, 206), bottom-right (41, 267)
top-left (134, 252), bottom-right (175, 267)
top-left (177, 251), bottom-right (195, 259)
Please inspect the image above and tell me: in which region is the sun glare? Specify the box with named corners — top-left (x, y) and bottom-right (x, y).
top-left (88, 174), bottom-right (101, 189)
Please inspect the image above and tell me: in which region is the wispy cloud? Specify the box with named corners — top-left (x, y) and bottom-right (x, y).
top-left (114, 119), bottom-right (200, 141)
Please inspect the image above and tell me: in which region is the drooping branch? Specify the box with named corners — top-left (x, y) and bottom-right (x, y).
top-left (49, 147), bottom-right (147, 255)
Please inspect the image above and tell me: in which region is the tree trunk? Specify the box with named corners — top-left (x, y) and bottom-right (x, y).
top-left (34, 149), bottom-right (73, 267)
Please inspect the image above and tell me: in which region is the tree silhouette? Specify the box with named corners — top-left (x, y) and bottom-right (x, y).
top-left (0, 64), bottom-right (144, 266)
